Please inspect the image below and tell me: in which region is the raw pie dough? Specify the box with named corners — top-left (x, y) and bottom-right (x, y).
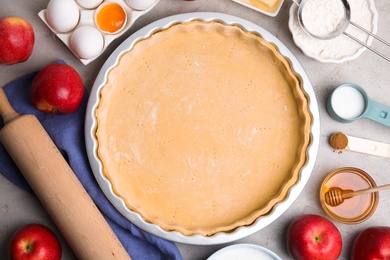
top-left (96, 21), bottom-right (311, 236)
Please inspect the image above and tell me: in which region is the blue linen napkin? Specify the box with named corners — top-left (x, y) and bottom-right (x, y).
top-left (0, 63), bottom-right (182, 260)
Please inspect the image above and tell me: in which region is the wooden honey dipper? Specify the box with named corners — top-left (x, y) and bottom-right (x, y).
top-left (0, 87), bottom-right (130, 260)
top-left (325, 184), bottom-right (390, 207)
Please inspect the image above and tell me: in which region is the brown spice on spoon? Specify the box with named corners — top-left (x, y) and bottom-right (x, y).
top-left (330, 132), bottom-right (348, 150)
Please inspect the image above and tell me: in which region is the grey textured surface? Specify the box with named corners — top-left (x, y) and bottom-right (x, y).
top-left (1, 0), bottom-right (389, 259)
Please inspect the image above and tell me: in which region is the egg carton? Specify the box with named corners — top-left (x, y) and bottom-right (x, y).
top-left (38, 0), bottom-right (160, 65)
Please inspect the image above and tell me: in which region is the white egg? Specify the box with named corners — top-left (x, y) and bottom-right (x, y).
top-left (70, 26), bottom-right (104, 60)
top-left (46, 0), bottom-right (80, 33)
top-left (125, 0), bottom-right (157, 10)
top-left (76, 0), bottom-right (103, 9)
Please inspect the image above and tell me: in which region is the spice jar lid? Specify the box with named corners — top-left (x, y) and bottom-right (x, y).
top-left (319, 167), bottom-right (378, 224)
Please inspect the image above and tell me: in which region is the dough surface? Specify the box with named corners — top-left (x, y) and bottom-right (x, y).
top-left (96, 21), bottom-right (311, 236)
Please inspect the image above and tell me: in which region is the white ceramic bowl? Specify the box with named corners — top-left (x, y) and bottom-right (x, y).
top-left (207, 244), bottom-right (282, 260)
top-left (85, 12), bottom-right (320, 245)
top-left (288, 0), bottom-right (378, 63)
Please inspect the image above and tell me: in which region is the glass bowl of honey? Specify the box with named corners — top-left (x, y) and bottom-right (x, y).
top-left (320, 167), bottom-right (379, 224)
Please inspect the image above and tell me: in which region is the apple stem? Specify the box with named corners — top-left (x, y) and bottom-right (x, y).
top-left (26, 242), bottom-right (35, 253)
top-left (0, 87), bottom-right (20, 125)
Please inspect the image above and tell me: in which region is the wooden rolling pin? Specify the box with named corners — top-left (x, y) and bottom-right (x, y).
top-left (0, 87), bottom-right (130, 260)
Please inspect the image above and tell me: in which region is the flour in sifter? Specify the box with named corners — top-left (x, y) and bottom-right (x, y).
top-left (302, 0), bottom-right (346, 37)
top-left (291, 0), bottom-right (376, 60)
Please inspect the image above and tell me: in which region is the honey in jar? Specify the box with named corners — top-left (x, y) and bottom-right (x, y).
top-left (320, 167), bottom-right (378, 224)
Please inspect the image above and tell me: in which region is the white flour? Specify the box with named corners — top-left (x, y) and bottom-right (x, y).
top-left (292, 0), bottom-right (375, 60)
top-left (302, 0), bottom-right (346, 37)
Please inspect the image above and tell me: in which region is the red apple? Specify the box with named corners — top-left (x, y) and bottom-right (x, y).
top-left (286, 214), bottom-right (342, 260)
top-left (351, 226), bottom-right (390, 260)
top-left (30, 63), bottom-right (84, 114)
top-left (9, 223), bottom-right (62, 260)
top-left (0, 16), bottom-right (35, 65)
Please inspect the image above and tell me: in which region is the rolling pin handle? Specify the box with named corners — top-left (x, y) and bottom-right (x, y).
top-left (0, 87), bottom-right (20, 124)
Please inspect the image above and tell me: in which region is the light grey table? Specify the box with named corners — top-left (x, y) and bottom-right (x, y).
top-left (1, 0), bottom-right (389, 259)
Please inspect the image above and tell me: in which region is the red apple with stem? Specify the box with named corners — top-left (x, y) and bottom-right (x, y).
top-left (0, 16), bottom-right (35, 65)
top-left (30, 63), bottom-right (84, 114)
top-left (351, 226), bottom-right (390, 260)
top-left (286, 214), bottom-right (342, 260)
top-left (9, 223), bottom-right (62, 260)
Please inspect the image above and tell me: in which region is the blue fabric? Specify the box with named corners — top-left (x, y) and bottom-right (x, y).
top-left (0, 63), bottom-right (182, 260)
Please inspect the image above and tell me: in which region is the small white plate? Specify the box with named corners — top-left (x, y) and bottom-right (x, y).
top-left (230, 0), bottom-right (284, 17)
top-left (208, 244), bottom-right (282, 260)
top-left (288, 0), bottom-right (378, 63)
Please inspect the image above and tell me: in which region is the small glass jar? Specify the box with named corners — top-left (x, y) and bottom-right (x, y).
top-left (319, 167), bottom-right (378, 224)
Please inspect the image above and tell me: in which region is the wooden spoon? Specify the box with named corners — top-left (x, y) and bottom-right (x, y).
top-left (325, 184), bottom-right (390, 207)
